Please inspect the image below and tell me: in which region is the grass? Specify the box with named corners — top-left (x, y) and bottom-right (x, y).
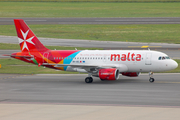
top-left (0, 2), bottom-right (180, 17)
top-left (0, 58), bottom-right (79, 74)
top-left (0, 43), bottom-right (103, 50)
top-left (1, 24), bottom-right (180, 43)
top-left (1, 0), bottom-right (180, 2)
top-left (0, 58), bottom-right (179, 74)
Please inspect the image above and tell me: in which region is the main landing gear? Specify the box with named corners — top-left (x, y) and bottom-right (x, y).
top-left (85, 73), bottom-right (93, 83)
top-left (85, 77), bottom-right (93, 83)
top-left (149, 71), bottom-right (155, 83)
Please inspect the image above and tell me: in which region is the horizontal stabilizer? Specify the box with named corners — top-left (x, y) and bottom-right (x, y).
top-left (3, 54), bottom-right (33, 58)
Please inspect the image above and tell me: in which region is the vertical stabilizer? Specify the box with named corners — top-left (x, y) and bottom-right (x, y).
top-left (14, 19), bottom-right (49, 52)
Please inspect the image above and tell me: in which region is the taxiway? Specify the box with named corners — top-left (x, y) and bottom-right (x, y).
top-left (1, 36), bottom-right (180, 59)
top-left (1, 73), bottom-right (180, 106)
top-left (1, 17), bottom-right (180, 25)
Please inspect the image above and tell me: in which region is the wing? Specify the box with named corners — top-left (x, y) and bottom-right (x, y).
top-left (42, 63), bottom-right (128, 72)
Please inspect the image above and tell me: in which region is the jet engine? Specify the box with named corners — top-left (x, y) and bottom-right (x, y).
top-left (97, 68), bottom-right (120, 80)
top-left (121, 72), bottom-right (140, 77)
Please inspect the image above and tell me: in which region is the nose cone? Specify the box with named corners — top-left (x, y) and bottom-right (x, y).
top-left (171, 60), bottom-right (178, 70)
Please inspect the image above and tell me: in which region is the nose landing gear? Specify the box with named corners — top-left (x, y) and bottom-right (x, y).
top-left (149, 71), bottom-right (155, 83)
top-left (149, 77), bottom-right (155, 83)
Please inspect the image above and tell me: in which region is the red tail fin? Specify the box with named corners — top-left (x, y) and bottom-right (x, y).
top-left (14, 19), bottom-right (49, 52)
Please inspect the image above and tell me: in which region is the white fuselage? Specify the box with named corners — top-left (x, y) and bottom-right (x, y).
top-left (66, 50), bottom-right (178, 73)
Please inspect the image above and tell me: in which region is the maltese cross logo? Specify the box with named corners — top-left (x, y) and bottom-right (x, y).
top-left (18, 29), bottom-right (35, 51)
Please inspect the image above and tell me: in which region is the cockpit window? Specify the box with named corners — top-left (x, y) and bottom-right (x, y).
top-left (158, 56), bottom-right (170, 60)
top-left (166, 57), bottom-right (170, 59)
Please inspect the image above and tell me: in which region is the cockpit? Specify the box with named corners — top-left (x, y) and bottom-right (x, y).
top-left (158, 56), bottom-right (170, 60)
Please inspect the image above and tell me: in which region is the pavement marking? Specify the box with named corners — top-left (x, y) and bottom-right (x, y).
top-left (23, 20), bottom-right (47, 22)
top-left (0, 75), bottom-right (30, 81)
top-left (156, 81), bottom-right (180, 84)
top-left (141, 46), bottom-right (149, 48)
top-left (128, 46), bottom-right (162, 48)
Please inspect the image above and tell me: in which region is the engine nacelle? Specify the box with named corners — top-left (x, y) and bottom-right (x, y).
top-left (121, 72), bottom-right (140, 77)
top-left (98, 68), bottom-right (120, 80)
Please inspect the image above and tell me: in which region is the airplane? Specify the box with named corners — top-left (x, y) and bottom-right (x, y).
top-left (6, 19), bottom-right (178, 83)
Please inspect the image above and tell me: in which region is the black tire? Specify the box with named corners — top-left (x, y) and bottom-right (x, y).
top-left (149, 78), bottom-right (155, 83)
top-left (89, 77), bottom-right (93, 83)
top-left (85, 77), bottom-right (93, 83)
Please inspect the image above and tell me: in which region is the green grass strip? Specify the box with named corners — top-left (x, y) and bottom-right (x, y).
top-left (0, 43), bottom-right (103, 50)
top-left (0, 58), bottom-right (78, 74)
top-left (0, 2), bottom-right (180, 17)
top-left (1, 0), bottom-right (180, 2)
top-left (1, 24), bottom-right (180, 44)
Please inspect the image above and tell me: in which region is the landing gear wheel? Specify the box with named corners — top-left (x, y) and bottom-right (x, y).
top-left (149, 78), bottom-right (155, 83)
top-left (85, 77), bottom-right (93, 83)
top-left (149, 71), bottom-right (154, 83)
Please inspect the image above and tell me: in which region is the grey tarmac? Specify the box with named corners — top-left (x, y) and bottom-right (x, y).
top-left (1, 36), bottom-right (180, 59)
top-left (1, 73), bottom-right (180, 106)
top-left (1, 36), bottom-right (180, 49)
top-left (0, 17), bottom-right (180, 25)
top-left (0, 74), bottom-right (180, 120)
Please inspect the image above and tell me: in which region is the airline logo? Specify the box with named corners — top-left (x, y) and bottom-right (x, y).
top-left (111, 53), bottom-right (141, 61)
top-left (18, 29), bottom-right (35, 51)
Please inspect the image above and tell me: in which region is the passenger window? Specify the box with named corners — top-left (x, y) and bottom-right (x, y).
top-left (158, 57), bottom-right (161, 60)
